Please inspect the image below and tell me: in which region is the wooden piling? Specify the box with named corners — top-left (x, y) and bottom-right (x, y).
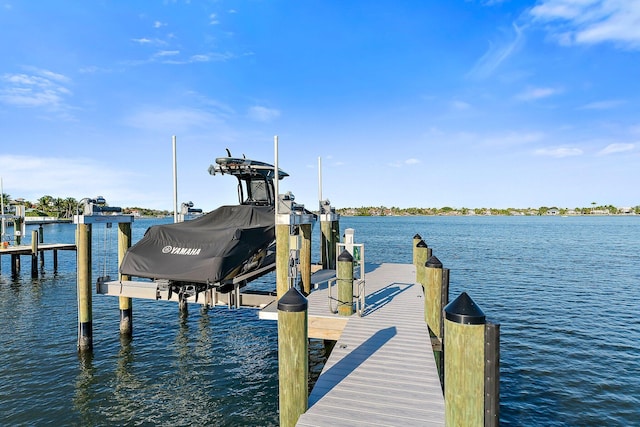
top-left (320, 214), bottom-right (339, 270)
top-left (424, 255), bottom-right (444, 338)
top-left (278, 287), bottom-right (308, 427)
top-left (337, 249), bottom-right (354, 316)
top-left (14, 216), bottom-right (23, 245)
top-left (118, 222), bottom-right (132, 336)
top-left (300, 223), bottom-right (312, 295)
top-left (412, 233), bottom-right (422, 266)
top-left (415, 240), bottom-right (429, 287)
top-left (76, 223), bottom-right (93, 352)
top-left (31, 230), bottom-right (38, 277)
top-left (276, 220), bottom-right (290, 299)
top-left (444, 292), bottom-right (485, 426)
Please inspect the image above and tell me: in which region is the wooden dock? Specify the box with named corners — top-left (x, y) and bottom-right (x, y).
top-left (0, 243), bottom-right (76, 274)
top-left (264, 262), bottom-right (445, 426)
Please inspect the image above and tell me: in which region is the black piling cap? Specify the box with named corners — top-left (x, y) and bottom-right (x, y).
top-left (444, 292), bottom-right (485, 325)
top-left (413, 233), bottom-right (422, 240)
top-left (338, 249), bottom-right (353, 262)
top-left (278, 287), bottom-right (308, 312)
top-left (416, 239), bottom-right (428, 248)
top-left (425, 255), bottom-right (442, 268)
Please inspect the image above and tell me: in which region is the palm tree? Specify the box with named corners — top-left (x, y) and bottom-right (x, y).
top-left (37, 195), bottom-right (54, 213)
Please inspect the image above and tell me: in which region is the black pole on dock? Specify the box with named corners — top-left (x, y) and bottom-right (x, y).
top-left (337, 249), bottom-right (354, 316)
top-left (277, 287), bottom-right (308, 427)
top-left (77, 223), bottom-right (93, 352)
top-left (118, 222), bottom-right (133, 336)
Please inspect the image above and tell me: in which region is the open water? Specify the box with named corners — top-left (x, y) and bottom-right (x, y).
top-left (0, 215), bottom-right (638, 426)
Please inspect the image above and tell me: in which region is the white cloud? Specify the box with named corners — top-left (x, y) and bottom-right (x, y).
top-left (209, 13), bottom-right (219, 25)
top-left (155, 50), bottom-right (180, 57)
top-left (154, 21), bottom-right (165, 28)
top-left (248, 106), bottom-right (280, 122)
top-left (467, 23), bottom-right (524, 79)
top-left (597, 143), bottom-right (635, 155)
top-left (579, 99), bottom-right (624, 110)
top-left (484, 131), bottom-right (546, 147)
top-left (534, 146), bottom-right (583, 157)
top-left (405, 158), bottom-right (420, 165)
top-left (529, 0), bottom-right (640, 49)
top-left (451, 100), bottom-right (471, 110)
top-left (0, 69), bottom-right (73, 115)
top-left (0, 155), bottom-right (137, 203)
top-left (517, 86), bottom-right (562, 101)
top-left (132, 37), bottom-right (153, 44)
top-left (124, 107), bottom-right (223, 132)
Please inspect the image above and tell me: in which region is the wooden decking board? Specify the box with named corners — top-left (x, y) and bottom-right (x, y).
top-left (297, 262), bottom-right (445, 426)
top-left (299, 396), bottom-right (445, 426)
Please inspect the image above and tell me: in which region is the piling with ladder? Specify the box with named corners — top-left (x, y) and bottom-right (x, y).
top-left (118, 222), bottom-right (132, 336)
top-left (76, 222), bottom-right (93, 352)
top-left (337, 249), bottom-right (354, 316)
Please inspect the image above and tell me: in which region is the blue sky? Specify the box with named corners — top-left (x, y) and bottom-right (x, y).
top-left (1, 0), bottom-right (638, 211)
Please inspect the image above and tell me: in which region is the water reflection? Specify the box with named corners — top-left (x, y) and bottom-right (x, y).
top-left (74, 351), bottom-right (96, 426)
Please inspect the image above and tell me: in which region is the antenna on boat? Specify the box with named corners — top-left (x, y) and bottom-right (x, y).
top-left (172, 135), bottom-right (178, 223)
top-left (274, 135), bottom-right (279, 216)
top-left (318, 157), bottom-right (322, 210)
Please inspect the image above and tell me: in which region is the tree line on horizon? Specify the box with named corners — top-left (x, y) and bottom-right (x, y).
top-left (337, 204), bottom-right (640, 216)
top-left (2, 193), bottom-right (638, 218)
top-left (0, 194), bottom-right (171, 218)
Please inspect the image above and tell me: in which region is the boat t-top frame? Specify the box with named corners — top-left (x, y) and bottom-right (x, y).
top-left (208, 156), bottom-right (289, 207)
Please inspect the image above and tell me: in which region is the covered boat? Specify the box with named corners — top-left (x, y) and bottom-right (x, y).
top-left (119, 153), bottom-right (288, 295)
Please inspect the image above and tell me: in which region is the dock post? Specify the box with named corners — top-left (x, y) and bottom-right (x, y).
top-left (276, 219), bottom-right (290, 299)
top-left (414, 240), bottom-right (429, 287)
top-left (444, 292), bottom-right (485, 426)
top-left (424, 255), bottom-right (444, 338)
top-left (320, 207), bottom-right (339, 270)
top-left (31, 230), bottom-right (38, 277)
top-left (11, 254), bottom-right (19, 275)
top-left (76, 223), bottom-right (93, 352)
top-left (412, 233), bottom-right (422, 266)
top-left (14, 216), bottom-right (23, 245)
top-left (300, 222), bottom-right (312, 295)
top-left (278, 287), bottom-right (308, 427)
top-left (118, 222), bottom-right (133, 336)
top-left (337, 249), bottom-right (354, 316)
top-left (53, 250), bottom-right (58, 273)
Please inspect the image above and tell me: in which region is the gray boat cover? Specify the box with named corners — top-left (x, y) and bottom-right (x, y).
top-left (120, 205), bottom-right (275, 284)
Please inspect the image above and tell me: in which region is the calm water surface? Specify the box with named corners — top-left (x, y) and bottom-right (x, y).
top-left (0, 215), bottom-right (638, 426)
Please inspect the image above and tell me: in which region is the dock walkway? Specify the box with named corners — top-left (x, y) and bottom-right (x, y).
top-left (296, 262), bottom-right (445, 426)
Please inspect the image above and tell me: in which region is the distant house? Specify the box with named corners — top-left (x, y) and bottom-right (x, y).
top-left (547, 208), bottom-right (560, 216)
